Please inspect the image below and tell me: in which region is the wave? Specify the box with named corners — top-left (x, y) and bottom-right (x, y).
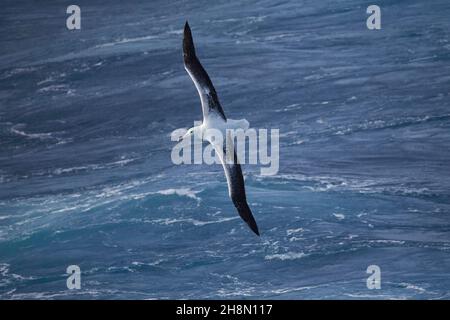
top-left (3, 288), bottom-right (151, 300)
top-left (399, 282), bottom-right (427, 293)
top-left (0, 67), bottom-right (39, 80)
top-left (131, 260), bottom-right (164, 267)
top-left (0, 263), bottom-right (35, 290)
top-left (266, 285), bottom-right (321, 295)
top-left (152, 216), bottom-right (238, 227)
top-left (53, 158), bottom-right (136, 176)
top-left (368, 239), bottom-right (406, 245)
top-left (0, 157), bottom-right (137, 184)
top-left (332, 114), bottom-right (450, 136)
top-left (95, 35), bottom-right (158, 48)
top-left (156, 188), bottom-right (201, 202)
top-left (37, 84), bottom-right (70, 93)
top-left (265, 252), bottom-right (307, 261)
top-left (10, 124), bottom-right (54, 140)
top-left (0, 176), bottom-right (207, 241)
top-left (7, 124), bottom-right (73, 146)
top-left (256, 173), bottom-right (435, 197)
top-left (333, 213), bottom-right (345, 220)
top-left (286, 228), bottom-right (305, 236)
top-left (207, 15), bottom-right (266, 24)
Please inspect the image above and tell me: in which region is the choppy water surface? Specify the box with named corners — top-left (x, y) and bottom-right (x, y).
top-left (1, 0), bottom-right (450, 299)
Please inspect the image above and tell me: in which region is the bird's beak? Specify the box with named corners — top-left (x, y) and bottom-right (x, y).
top-left (178, 132), bottom-right (189, 142)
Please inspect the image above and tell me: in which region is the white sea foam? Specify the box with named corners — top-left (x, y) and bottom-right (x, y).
top-left (131, 259), bottom-right (164, 267)
top-left (153, 216), bottom-right (238, 226)
top-left (0, 263), bottom-right (35, 289)
top-left (344, 293), bottom-right (402, 299)
top-left (257, 173), bottom-right (433, 196)
top-left (10, 125), bottom-right (53, 140)
top-left (332, 114), bottom-right (447, 137)
top-left (369, 239), bottom-right (406, 245)
top-left (400, 283), bottom-right (426, 293)
top-left (95, 35), bottom-right (158, 48)
top-left (265, 252), bottom-right (307, 261)
top-left (53, 158), bottom-right (135, 176)
top-left (157, 188), bottom-right (201, 201)
top-left (333, 213), bottom-right (345, 220)
top-left (167, 29), bottom-right (183, 35)
top-left (268, 285), bottom-right (320, 294)
top-left (286, 228), bottom-right (304, 236)
top-left (216, 288), bottom-right (255, 297)
top-left (37, 84), bottom-right (69, 93)
top-left (1, 67), bottom-right (38, 79)
top-left (37, 77), bottom-right (55, 85)
top-left (209, 16), bottom-right (266, 24)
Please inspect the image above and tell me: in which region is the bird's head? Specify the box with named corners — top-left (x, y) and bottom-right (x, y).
top-left (178, 127), bottom-right (195, 142)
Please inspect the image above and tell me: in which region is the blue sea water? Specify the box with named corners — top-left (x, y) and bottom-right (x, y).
top-left (1, 0), bottom-right (450, 299)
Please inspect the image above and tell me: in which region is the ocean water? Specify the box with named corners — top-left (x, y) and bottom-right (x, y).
top-left (1, 0), bottom-right (450, 299)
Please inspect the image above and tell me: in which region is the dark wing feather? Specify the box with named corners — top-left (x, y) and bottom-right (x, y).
top-left (183, 21), bottom-right (227, 121)
top-left (215, 137), bottom-right (260, 236)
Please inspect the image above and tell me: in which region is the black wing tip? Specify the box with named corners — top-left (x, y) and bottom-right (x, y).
top-left (183, 20), bottom-right (196, 61)
top-left (237, 202), bottom-right (260, 236)
top-left (248, 220), bottom-right (260, 236)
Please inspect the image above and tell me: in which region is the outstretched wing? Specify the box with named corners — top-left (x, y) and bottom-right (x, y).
top-left (183, 21), bottom-right (227, 121)
top-left (213, 136), bottom-right (260, 236)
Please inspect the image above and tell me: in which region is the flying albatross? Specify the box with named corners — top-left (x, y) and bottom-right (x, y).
top-left (180, 21), bottom-right (260, 236)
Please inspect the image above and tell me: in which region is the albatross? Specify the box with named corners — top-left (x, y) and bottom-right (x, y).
top-left (180, 21), bottom-right (260, 236)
